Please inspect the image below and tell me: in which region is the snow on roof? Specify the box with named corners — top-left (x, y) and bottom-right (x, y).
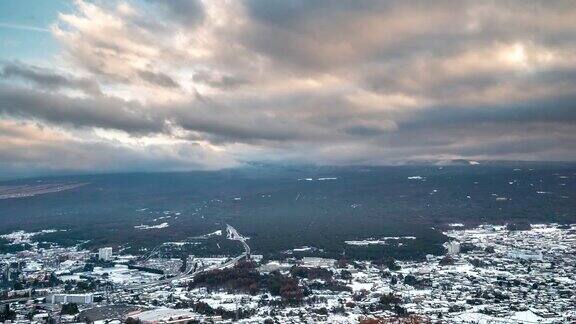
top-left (133, 308), bottom-right (197, 322)
top-left (510, 310), bottom-right (543, 323)
top-left (134, 222), bottom-right (169, 230)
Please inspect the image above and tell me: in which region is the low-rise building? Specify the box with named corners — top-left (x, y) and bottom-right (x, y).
top-left (49, 293), bottom-right (94, 304)
top-left (301, 257), bottom-right (336, 268)
top-left (444, 241), bottom-right (461, 254)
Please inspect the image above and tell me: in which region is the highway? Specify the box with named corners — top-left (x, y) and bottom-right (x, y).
top-left (226, 224), bottom-right (250, 257)
top-left (124, 224), bottom-right (250, 290)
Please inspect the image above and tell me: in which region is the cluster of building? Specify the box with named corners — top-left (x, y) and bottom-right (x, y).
top-left (0, 223), bottom-right (574, 323)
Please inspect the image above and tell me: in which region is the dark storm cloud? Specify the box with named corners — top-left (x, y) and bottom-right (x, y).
top-left (0, 84), bottom-right (327, 143)
top-left (170, 91), bottom-right (332, 143)
top-left (0, 85), bottom-right (163, 133)
top-left (241, 0), bottom-right (468, 71)
top-left (138, 70), bottom-right (180, 88)
top-left (457, 135), bottom-right (575, 157)
top-left (344, 125), bottom-right (389, 137)
top-left (0, 124), bottom-right (233, 178)
top-left (399, 95), bottom-right (576, 130)
top-left (244, 0), bottom-right (383, 26)
top-left (149, 0), bottom-right (205, 27)
top-left (192, 70), bottom-right (249, 90)
top-left (1, 62), bottom-right (102, 95)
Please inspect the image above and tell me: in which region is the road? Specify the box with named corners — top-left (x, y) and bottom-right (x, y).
top-left (124, 224), bottom-right (250, 290)
top-left (0, 297), bottom-right (34, 304)
top-left (226, 224), bottom-right (250, 257)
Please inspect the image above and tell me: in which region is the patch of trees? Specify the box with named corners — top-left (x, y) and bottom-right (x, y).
top-left (189, 261), bottom-right (305, 303)
top-left (64, 279), bottom-right (101, 293)
top-left (125, 318), bottom-right (141, 324)
top-left (266, 272), bottom-right (304, 304)
top-left (340, 269), bottom-right (353, 280)
top-left (385, 258), bottom-right (401, 271)
top-left (83, 263), bottom-right (95, 272)
top-left (403, 275), bottom-right (418, 286)
top-left (379, 293), bottom-right (407, 317)
top-left (439, 255), bottom-right (455, 266)
top-left (290, 266), bottom-right (333, 280)
top-left (307, 281), bottom-right (352, 293)
top-left (466, 297), bottom-right (484, 305)
top-left (460, 243), bottom-right (480, 253)
top-left (0, 304), bottom-right (15, 321)
top-left (60, 303), bottom-right (79, 315)
top-left (484, 246), bottom-right (495, 253)
top-left (403, 275), bottom-right (432, 289)
top-left (189, 261), bottom-right (261, 295)
top-left (32, 232), bottom-right (81, 248)
top-left (380, 293), bottom-right (402, 306)
top-left (0, 241), bottom-right (33, 254)
top-left (448, 304), bottom-right (466, 312)
top-left (127, 265), bottom-right (164, 275)
top-left (337, 257), bottom-right (350, 268)
top-left (469, 258), bottom-right (486, 267)
top-left (373, 257), bottom-right (401, 271)
top-left (506, 222), bottom-right (531, 231)
top-left (311, 307), bottom-right (328, 315)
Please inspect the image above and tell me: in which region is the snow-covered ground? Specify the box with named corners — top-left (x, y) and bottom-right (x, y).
top-left (2, 223), bottom-right (575, 323)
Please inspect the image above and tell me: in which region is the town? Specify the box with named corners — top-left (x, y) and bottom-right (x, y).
top-left (1, 223), bottom-right (575, 323)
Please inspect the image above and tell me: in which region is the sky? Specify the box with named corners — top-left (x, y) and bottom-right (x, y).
top-left (0, 0), bottom-right (575, 177)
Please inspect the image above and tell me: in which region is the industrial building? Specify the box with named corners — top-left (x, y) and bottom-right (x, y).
top-left (49, 293), bottom-right (94, 304)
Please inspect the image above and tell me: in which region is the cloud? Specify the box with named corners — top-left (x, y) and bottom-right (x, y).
top-left (0, 119), bottom-right (237, 178)
top-left (0, 85), bottom-right (162, 133)
top-left (1, 0), bottom-right (576, 175)
top-left (149, 0), bottom-right (206, 27)
top-left (1, 62), bottom-right (102, 95)
top-left (192, 70), bottom-right (249, 90)
top-left (137, 70), bottom-right (180, 88)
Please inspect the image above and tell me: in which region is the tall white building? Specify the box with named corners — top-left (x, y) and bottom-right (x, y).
top-left (98, 247), bottom-right (113, 261)
top-left (445, 241), bottom-right (461, 255)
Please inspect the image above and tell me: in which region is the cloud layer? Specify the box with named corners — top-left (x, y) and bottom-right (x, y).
top-left (1, 0), bottom-right (576, 175)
